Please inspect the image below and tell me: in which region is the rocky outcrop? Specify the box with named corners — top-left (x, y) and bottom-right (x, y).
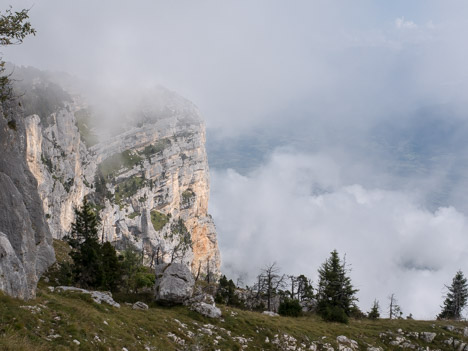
top-left (55, 286), bottom-right (120, 307)
top-left (17, 67), bottom-right (220, 277)
top-left (154, 263), bottom-right (194, 304)
top-left (0, 101), bottom-right (55, 299)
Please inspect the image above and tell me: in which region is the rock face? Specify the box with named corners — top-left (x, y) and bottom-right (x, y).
top-left (17, 67), bottom-right (220, 277)
top-left (0, 100), bottom-right (55, 299)
top-left (154, 263), bottom-right (195, 304)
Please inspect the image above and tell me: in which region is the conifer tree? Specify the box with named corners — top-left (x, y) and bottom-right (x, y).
top-left (68, 198), bottom-right (104, 289)
top-left (368, 299), bottom-right (380, 320)
top-left (316, 250), bottom-right (358, 323)
top-left (438, 270), bottom-right (468, 320)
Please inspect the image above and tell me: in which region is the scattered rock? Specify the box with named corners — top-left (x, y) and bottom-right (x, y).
top-left (420, 332), bottom-right (436, 343)
top-left (336, 335), bottom-right (358, 350)
top-left (72, 339), bottom-right (80, 345)
top-left (132, 301), bottom-right (149, 310)
top-left (154, 263), bottom-right (194, 304)
top-left (262, 311), bottom-right (279, 317)
top-left (55, 286), bottom-right (120, 308)
top-left (191, 302), bottom-right (222, 318)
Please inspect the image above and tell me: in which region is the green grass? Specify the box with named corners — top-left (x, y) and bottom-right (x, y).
top-left (98, 150), bottom-right (143, 180)
top-left (139, 138), bottom-right (171, 159)
top-left (1, 287), bottom-right (468, 351)
top-left (4, 240), bottom-right (468, 350)
top-left (127, 211), bottom-right (141, 220)
top-left (114, 177), bottom-right (145, 205)
top-left (150, 210), bottom-right (169, 231)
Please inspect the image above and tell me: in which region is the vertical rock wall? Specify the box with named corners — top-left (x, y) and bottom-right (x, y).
top-left (0, 101), bottom-right (55, 299)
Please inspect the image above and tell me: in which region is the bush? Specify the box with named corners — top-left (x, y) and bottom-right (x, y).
top-left (278, 298), bottom-right (302, 317)
top-left (320, 305), bottom-right (349, 324)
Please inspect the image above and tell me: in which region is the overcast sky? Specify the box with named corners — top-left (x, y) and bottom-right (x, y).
top-left (4, 1), bottom-right (468, 319)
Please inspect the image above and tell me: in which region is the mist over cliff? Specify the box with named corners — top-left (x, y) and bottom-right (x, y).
top-left (9, 65), bottom-right (221, 284)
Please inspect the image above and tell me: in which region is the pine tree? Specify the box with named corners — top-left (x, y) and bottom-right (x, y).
top-left (438, 270), bottom-right (468, 320)
top-left (68, 198), bottom-right (104, 289)
top-left (368, 299), bottom-right (380, 320)
top-left (316, 250), bottom-right (358, 323)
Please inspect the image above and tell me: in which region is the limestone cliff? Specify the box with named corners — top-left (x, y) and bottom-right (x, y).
top-left (18, 68), bottom-right (220, 277)
top-left (0, 98), bottom-right (55, 299)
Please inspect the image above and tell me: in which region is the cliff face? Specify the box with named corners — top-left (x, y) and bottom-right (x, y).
top-left (20, 71), bottom-right (220, 277)
top-left (0, 100), bottom-right (55, 299)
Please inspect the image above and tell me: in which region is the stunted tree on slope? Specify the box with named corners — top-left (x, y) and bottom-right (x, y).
top-left (438, 270), bottom-right (468, 320)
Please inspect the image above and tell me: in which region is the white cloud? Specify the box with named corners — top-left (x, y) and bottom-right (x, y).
top-left (211, 151), bottom-right (468, 319)
top-left (395, 17), bottom-right (418, 30)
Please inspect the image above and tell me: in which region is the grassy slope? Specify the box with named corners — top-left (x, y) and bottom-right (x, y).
top-left (1, 241), bottom-right (467, 350)
top-left (1, 286), bottom-right (468, 351)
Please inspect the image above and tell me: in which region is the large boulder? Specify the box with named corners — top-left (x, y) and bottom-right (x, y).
top-left (191, 302), bottom-right (222, 318)
top-left (154, 263), bottom-right (194, 304)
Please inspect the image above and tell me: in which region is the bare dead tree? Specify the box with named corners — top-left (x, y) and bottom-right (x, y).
top-left (388, 293), bottom-right (402, 319)
top-left (259, 262), bottom-right (286, 311)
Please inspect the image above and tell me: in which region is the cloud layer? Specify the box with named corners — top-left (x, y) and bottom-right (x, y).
top-left (211, 151), bottom-right (468, 319)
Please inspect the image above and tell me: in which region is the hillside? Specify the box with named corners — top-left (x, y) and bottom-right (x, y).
top-left (1, 281), bottom-right (467, 351)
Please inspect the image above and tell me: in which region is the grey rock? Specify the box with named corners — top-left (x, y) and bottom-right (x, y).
top-left (464, 327), bottom-right (468, 337)
top-left (191, 302), bottom-right (222, 318)
top-left (444, 325), bottom-right (455, 332)
top-left (132, 301), bottom-right (149, 310)
top-left (154, 263), bottom-right (194, 304)
top-left (262, 311), bottom-right (280, 317)
top-left (420, 332), bottom-right (436, 343)
top-left (0, 101), bottom-right (55, 300)
top-left (55, 286), bottom-right (120, 308)
top-left (336, 335), bottom-right (358, 350)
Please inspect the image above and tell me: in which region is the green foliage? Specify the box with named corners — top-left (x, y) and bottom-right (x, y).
top-left (139, 138), bottom-right (171, 158)
top-left (438, 270), bottom-right (468, 320)
top-left (98, 150), bottom-right (143, 180)
top-left (128, 211), bottom-right (141, 219)
top-left (170, 218), bottom-right (192, 245)
top-left (321, 305), bottom-right (349, 324)
top-left (316, 250), bottom-right (358, 323)
top-left (181, 189), bottom-right (195, 208)
top-left (66, 199), bottom-right (120, 291)
top-left (119, 246), bottom-right (155, 293)
top-left (278, 298), bottom-right (302, 317)
top-left (75, 108), bottom-right (98, 147)
top-left (216, 275), bottom-right (241, 307)
top-left (114, 176), bottom-right (145, 204)
top-left (101, 242), bottom-right (121, 292)
top-left (0, 7), bottom-right (36, 102)
top-left (368, 299), bottom-right (380, 320)
top-left (150, 210), bottom-right (169, 231)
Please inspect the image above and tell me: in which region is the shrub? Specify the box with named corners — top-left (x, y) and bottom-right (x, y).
top-left (320, 305), bottom-right (349, 324)
top-left (278, 298), bottom-right (302, 317)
